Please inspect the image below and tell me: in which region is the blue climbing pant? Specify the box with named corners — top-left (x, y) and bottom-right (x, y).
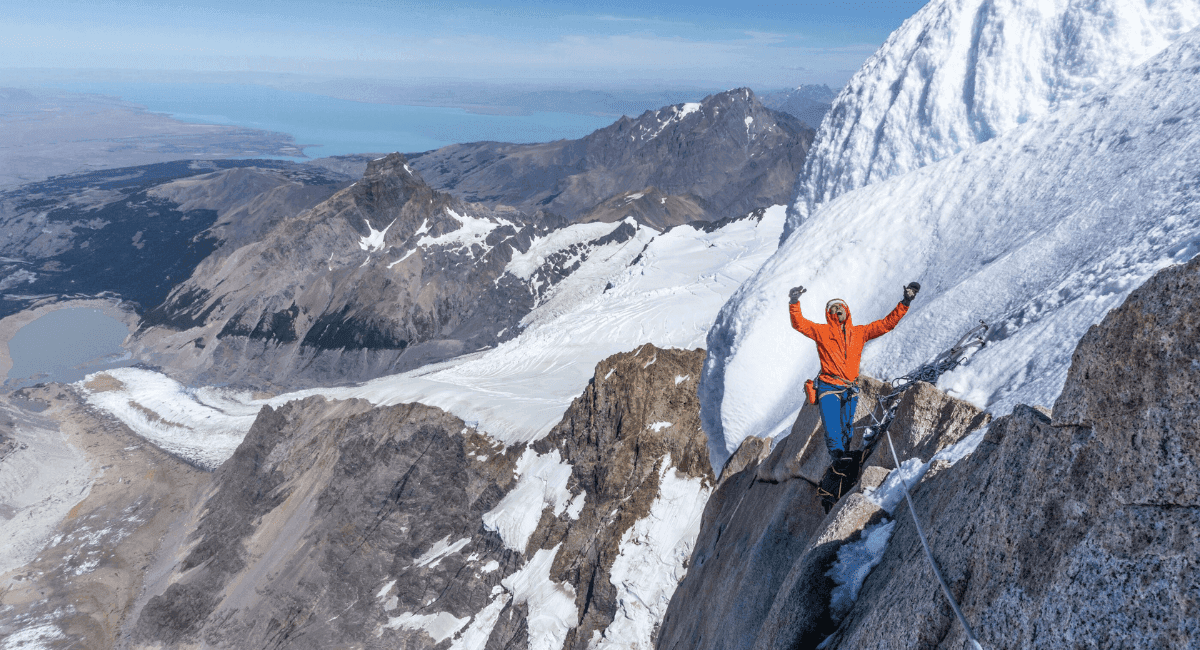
top-left (816, 378), bottom-right (858, 459)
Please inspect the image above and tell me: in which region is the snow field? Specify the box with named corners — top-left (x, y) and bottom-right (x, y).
top-left (702, 29), bottom-right (1200, 469)
top-left (81, 207), bottom-right (784, 464)
top-left (790, 0), bottom-right (1200, 233)
top-left (78, 367), bottom-right (263, 470)
top-left (502, 545), bottom-right (580, 650)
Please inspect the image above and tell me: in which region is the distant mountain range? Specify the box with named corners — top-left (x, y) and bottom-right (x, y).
top-left (408, 88), bottom-right (812, 229)
top-left (759, 84), bottom-right (836, 129)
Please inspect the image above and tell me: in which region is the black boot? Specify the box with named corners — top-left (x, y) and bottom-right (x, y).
top-left (818, 450), bottom-right (863, 514)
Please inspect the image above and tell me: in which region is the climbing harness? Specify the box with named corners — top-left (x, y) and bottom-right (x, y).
top-left (885, 429), bottom-right (984, 650)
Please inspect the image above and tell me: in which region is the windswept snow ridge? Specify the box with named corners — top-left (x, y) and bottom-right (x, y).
top-left (789, 0), bottom-right (1200, 234)
top-left (702, 28), bottom-right (1200, 469)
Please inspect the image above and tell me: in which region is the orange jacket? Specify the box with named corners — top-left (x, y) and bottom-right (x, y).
top-left (789, 301), bottom-right (908, 386)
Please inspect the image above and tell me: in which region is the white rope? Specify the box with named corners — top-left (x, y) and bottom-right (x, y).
top-left (885, 429), bottom-right (984, 650)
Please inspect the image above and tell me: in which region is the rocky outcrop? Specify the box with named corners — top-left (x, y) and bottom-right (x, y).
top-left (660, 255), bottom-right (1200, 649)
top-left (129, 153), bottom-right (654, 389)
top-left (409, 89), bottom-right (813, 227)
top-left (120, 344), bottom-right (712, 649)
top-left (528, 345), bottom-right (713, 650)
top-left (657, 376), bottom-right (986, 650)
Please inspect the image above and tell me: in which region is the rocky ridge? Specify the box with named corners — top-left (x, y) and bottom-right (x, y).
top-left (657, 255), bottom-right (1200, 649)
top-left (408, 88), bottom-right (812, 228)
top-left (114, 344), bottom-right (712, 649)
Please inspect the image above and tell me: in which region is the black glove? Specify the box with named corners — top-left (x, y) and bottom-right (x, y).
top-left (789, 286), bottom-right (806, 304)
top-left (901, 282), bottom-right (921, 306)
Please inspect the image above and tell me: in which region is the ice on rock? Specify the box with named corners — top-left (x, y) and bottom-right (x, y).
top-left (827, 519), bottom-right (896, 621)
top-left (789, 0), bottom-right (1200, 236)
top-left (701, 28), bottom-right (1200, 470)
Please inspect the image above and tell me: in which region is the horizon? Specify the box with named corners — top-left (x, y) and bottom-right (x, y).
top-left (3, 0), bottom-right (932, 92)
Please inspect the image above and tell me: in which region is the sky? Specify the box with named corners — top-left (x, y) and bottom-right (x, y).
top-left (2, 0), bottom-right (931, 89)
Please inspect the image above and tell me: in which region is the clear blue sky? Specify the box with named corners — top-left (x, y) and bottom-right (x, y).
top-left (2, 0), bottom-right (931, 88)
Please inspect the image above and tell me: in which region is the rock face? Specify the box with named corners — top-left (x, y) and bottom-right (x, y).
top-left (122, 344), bottom-right (713, 649)
top-left (409, 89), bottom-right (812, 227)
top-left (657, 376), bottom-right (986, 650)
top-left (129, 153), bottom-right (650, 389)
top-left (0, 159), bottom-right (351, 319)
top-left (661, 255), bottom-right (1200, 649)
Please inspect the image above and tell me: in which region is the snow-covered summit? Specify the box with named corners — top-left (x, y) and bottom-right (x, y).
top-left (700, 25), bottom-right (1200, 469)
top-left (787, 0), bottom-right (1200, 236)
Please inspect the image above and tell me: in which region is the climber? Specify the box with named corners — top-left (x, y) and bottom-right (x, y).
top-left (788, 282), bottom-right (920, 462)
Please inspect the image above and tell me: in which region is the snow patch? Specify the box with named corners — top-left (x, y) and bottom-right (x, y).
top-left (448, 593), bottom-right (510, 650)
top-left (358, 218), bottom-right (395, 253)
top-left (506, 220), bottom-right (626, 281)
top-left (482, 448), bottom-right (575, 552)
top-left (414, 536), bottom-right (472, 568)
top-left (418, 209), bottom-right (507, 256)
top-left (674, 374), bottom-right (689, 385)
top-left (591, 459), bottom-right (711, 650)
top-left (647, 421), bottom-right (672, 433)
top-left (379, 611), bottom-right (469, 642)
top-left (502, 545), bottom-right (578, 650)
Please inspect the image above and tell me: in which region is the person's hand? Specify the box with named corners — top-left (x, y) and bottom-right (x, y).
top-left (902, 282), bottom-right (921, 306)
top-left (789, 286), bottom-right (806, 304)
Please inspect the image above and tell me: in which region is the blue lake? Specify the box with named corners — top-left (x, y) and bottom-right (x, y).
top-left (6, 308), bottom-right (133, 389)
top-left (50, 82), bottom-right (615, 158)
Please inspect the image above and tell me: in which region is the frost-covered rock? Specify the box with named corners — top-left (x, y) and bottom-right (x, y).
top-left (789, 0), bottom-right (1200, 233)
top-left (702, 24), bottom-right (1200, 468)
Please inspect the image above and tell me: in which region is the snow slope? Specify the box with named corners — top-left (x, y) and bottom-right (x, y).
top-left (82, 207), bottom-right (785, 464)
top-left (788, 0), bottom-right (1200, 235)
top-left (701, 27), bottom-right (1200, 468)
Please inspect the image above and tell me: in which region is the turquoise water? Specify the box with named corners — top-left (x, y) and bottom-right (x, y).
top-left (6, 308), bottom-right (133, 388)
top-left (51, 82), bottom-right (614, 158)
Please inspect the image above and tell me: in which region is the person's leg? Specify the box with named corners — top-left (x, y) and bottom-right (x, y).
top-left (818, 385), bottom-right (845, 459)
top-left (839, 391), bottom-right (859, 452)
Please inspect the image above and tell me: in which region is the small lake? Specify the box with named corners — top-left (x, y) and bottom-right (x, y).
top-left (50, 82), bottom-right (616, 158)
top-left (6, 308), bottom-right (134, 389)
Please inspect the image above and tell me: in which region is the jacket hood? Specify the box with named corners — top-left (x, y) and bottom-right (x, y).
top-left (825, 300), bottom-right (853, 327)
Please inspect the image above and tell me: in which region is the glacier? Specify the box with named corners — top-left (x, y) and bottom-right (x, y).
top-left (701, 25), bottom-right (1200, 469)
top-left (80, 207), bottom-right (786, 466)
top-left (789, 0), bottom-right (1200, 235)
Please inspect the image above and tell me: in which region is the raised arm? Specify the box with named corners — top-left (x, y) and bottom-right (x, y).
top-left (861, 282), bottom-right (920, 340)
top-left (788, 286), bottom-right (818, 339)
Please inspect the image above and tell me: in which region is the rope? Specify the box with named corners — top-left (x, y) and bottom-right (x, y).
top-left (885, 429), bottom-right (984, 650)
